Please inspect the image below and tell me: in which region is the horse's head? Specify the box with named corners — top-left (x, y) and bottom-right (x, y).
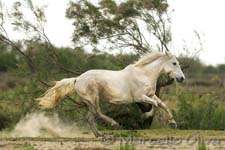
top-left (134, 51), bottom-right (185, 82)
top-left (163, 52), bottom-right (185, 83)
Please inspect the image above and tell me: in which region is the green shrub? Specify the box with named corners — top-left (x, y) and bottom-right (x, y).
top-left (0, 50), bottom-right (18, 71)
top-left (174, 89), bottom-right (225, 130)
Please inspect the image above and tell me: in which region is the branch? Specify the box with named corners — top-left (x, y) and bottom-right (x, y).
top-left (0, 34), bottom-right (50, 86)
top-left (125, 29), bottom-right (149, 53)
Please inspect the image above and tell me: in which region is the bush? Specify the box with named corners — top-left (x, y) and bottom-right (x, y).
top-left (174, 89), bottom-right (225, 130)
top-left (0, 50), bottom-right (18, 72)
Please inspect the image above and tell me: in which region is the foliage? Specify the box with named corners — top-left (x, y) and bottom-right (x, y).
top-left (0, 111), bottom-right (12, 130)
top-left (0, 47), bottom-right (19, 71)
top-left (217, 64), bottom-right (225, 74)
top-left (174, 89), bottom-right (225, 130)
top-left (179, 56), bottom-right (225, 76)
top-left (0, 80), bottom-right (42, 130)
top-left (66, 0), bottom-right (170, 53)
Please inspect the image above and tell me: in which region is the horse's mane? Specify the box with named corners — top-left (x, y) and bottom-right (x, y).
top-left (134, 52), bottom-right (171, 67)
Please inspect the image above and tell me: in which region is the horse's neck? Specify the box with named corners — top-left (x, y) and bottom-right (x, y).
top-left (142, 59), bottom-right (164, 81)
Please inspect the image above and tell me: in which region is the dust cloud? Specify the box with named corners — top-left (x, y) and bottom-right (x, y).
top-left (10, 112), bottom-right (90, 138)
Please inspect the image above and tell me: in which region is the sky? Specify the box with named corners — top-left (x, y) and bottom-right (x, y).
top-left (3, 0), bottom-right (225, 65)
top-left (169, 0), bottom-right (225, 65)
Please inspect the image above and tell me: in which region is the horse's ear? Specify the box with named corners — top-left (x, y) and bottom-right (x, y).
top-left (165, 51), bottom-right (170, 55)
top-left (165, 51), bottom-right (174, 58)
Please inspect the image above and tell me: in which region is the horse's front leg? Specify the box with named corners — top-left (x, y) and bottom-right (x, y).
top-left (141, 106), bottom-right (155, 119)
top-left (152, 95), bottom-right (177, 128)
top-left (138, 95), bottom-right (158, 120)
top-left (139, 95), bottom-right (158, 107)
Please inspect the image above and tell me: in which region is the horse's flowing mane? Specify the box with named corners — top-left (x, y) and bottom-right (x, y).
top-left (134, 52), bottom-right (169, 67)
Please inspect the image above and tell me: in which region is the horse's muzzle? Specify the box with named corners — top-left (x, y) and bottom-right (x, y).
top-left (176, 77), bottom-right (185, 83)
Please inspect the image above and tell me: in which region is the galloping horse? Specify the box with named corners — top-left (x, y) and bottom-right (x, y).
top-left (37, 52), bottom-right (185, 137)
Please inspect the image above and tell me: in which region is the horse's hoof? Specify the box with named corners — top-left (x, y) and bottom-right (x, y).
top-left (111, 122), bottom-right (120, 129)
top-left (169, 122), bottom-right (177, 129)
top-left (96, 133), bottom-right (104, 138)
top-left (112, 124), bottom-right (122, 130)
top-left (93, 131), bottom-right (104, 138)
top-left (168, 120), bottom-right (177, 129)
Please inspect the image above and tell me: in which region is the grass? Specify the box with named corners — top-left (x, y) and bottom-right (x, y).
top-left (105, 130), bottom-right (141, 137)
top-left (197, 143), bottom-right (207, 150)
top-left (114, 144), bottom-right (136, 150)
top-left (20, 145), bottom-right (34, 150)
top-left (104, 128), bottom-right (225, 139)
top-left (1, 129), bottom-right (225, 141)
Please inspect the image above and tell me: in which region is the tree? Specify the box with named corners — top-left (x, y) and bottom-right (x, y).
top-left (0, 0), bottom-right (81, 86)
top-left (66, 0), bottom-right (170, 53)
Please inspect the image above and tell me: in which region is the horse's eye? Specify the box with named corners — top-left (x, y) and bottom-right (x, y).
top-left (173, 62), bottom-right (177, 66)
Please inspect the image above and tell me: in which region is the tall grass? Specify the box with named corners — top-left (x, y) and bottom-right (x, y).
top-left (174, 89), bottom-right (225, 130)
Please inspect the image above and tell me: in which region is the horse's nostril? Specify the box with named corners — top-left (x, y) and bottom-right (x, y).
top-left (181, 77), bottom-right (184, 81)
top-left (176, 77), bottom-right (184, 83)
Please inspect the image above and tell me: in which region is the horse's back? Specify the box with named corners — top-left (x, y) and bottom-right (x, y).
top-left (74, 69), bottom-right (131, 102)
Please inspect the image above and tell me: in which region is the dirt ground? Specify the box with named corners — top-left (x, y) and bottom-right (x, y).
top-left (1, 129), bottom-right (225, 150)
top-left (1, 137), bottom-right (225, 150)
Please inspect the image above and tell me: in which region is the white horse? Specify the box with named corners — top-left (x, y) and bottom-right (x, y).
top-left (37, 52), bottom-right (185, 137)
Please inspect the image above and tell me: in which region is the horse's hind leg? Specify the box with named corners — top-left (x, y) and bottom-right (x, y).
top-left (96, 104), bottom-right (120, 128)
top-left (97, 106), bottom-right (119, 128)
top-left (86, 103), bottom-right (103, 137)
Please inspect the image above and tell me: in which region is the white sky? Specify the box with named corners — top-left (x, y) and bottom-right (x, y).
top-left (3, 0), bottom-right (225, 65)
top-left (169, 0), bottom-right (225, 65)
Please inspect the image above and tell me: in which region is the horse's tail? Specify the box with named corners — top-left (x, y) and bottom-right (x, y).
top-left (37, 77), bottom-right (77, 109)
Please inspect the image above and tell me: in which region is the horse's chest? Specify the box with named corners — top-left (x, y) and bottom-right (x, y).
top-left (143, 85), bottom-right (156, 96)
top-left (134, 83), bottom-right (156, 97)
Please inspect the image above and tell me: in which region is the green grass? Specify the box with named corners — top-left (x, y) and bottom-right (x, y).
top-left (104, 129), bottom-right (225, 139)
top-left (105, 130), bottom-right (141, 137)
top-left (1, 129), bottom-right (225, 142)
top-left (114, 144), bottom-right (136, 150)
top-left (20, 145), bottom-right (34, 150)
top-left (197, 143), bottom-right (207, 150)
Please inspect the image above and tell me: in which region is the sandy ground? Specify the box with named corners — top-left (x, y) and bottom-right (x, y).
top-left (1, 113), bottom-right (225, 149)
top-left (1, 138), bottom-right (225, 150)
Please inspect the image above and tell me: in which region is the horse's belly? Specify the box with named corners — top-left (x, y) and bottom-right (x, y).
top-left (108, 98), bottom-right (133, 105)
top-left (100, 86), bottom-right (132, 104)
top-left (100, 89), bottom-right (132, 104)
